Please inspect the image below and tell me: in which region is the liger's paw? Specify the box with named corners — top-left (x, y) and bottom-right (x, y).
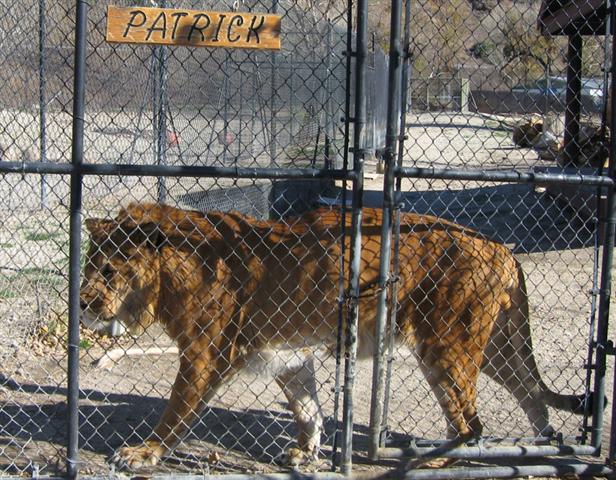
top-left (410, 457), bottom-right (457, 469)
top-left (110, 442), bottom-right (164, 470)
top-left (275, 447), bottom-right (318, 468)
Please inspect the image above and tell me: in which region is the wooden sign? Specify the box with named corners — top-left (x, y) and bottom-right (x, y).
top-left (106, 5), bottom-right (281, 50)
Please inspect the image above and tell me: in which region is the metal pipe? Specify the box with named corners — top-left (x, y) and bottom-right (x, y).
top-left (268, 0), bottom-right (279, 165)
top-left (0, 161), bottom-right (357, 180)
top-left (331, 7), bottom-right (356, 470)
top-left (582, 15), bottom-right (610, 436)
top-left (238, 58), bottom-right (245, 163)
top-left (0, 474), bottom-right (351, 480)
top-left (66, 0), bottom-right (88, 478)
top-left (563, 32), bottom-right (583, 166)
top-left (399, 462), bottom-right (613, 480)
top-left (289, 64), bottom-right (295, 140)
top-left (325, 21), bottom-right (334, 148)
top-left (221, 51), bottom-right (231, 165)
top-left (377, 444), bottom-right (599, 459)
top-left (598, 0), bottom-right (616, 456)
top-left (397, 0), bottom-right (412, 175)
top-left (381, 0), bottom-right (413, 441)
top-left (599, 13), bottom-right (612, 140)
top-left (330, 194), bottom-right (347, 471)
top-left (3, 463), bottom-right (612, 480)
top-left (155, 37), bottom-right (168, 201)
top-left (38, 0), bottom-right (48, 209)
top-left (395, 166), bottom-right (613, 186)
top-left (152, 46), bottom-right (160, 169)
top-left (581, 211), bottom-right (602, 444)
top-left (368, 0), bottom-right (403, 461)
top-left (340, 0), bottom-right (368, 471)
top-left (2, 162), bottom-right (612, 187)
top-left (152, 0), bottom-right (168, 202)
top-left (385, 435), bottom-right (563, 447)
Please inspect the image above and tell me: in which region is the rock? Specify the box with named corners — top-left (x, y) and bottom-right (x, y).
top-left (513, 116), bottom-right (543, 148)
top-left (532, 132), bottom-right (563, 161)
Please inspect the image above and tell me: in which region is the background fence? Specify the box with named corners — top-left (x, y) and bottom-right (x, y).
top-left (0, 0), bottom-right (389, 214)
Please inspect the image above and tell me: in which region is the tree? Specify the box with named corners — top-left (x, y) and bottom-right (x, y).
top-left (500, 8), bottom-right (563, 86)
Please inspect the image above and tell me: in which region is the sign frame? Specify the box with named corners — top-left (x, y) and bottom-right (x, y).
top-left (106, 5), bottom-right (282, 50)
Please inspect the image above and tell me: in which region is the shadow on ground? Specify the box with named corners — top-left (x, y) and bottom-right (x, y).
top-left (0, 374), bottom-right (348, 469)
top-left (356, 183), bottom-right (596, 254)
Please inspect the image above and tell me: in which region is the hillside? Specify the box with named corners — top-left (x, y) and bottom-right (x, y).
top-left (368, 0), bottom-right (605, 91)
top-left (0, 0), bottom-right (606, 112)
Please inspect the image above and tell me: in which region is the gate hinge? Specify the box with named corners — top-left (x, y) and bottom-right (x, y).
top-left (589, 287), bottom-right (611, 297)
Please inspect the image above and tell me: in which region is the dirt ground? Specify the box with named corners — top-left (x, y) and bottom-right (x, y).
top-left (0, 111), bottom-right (614, 478)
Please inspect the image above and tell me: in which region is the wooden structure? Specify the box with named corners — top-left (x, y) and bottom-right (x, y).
top-left (538, 0), bottom-right (610, 165)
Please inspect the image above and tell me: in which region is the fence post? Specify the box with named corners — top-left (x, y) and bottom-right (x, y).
top-left (340, 0), bottom-right (368, 472)
top-left (562, 33), bottom-right (583, 165)
top-left (67, 0), bottom-right (88, 478)
top-left (381, 0), bottom-right (413, 442)
top-left (326, 21), bottom-right (337, 153)
top-left (330, 9), bottom-right (355, 470)
top-left (460, 77), bottom-right (470, 112)
top-left (153, 0), bottom-right (168, 203)
top-left (269, 0), bottom-right (279, 166)
top-left (222, 52), bottom-right (231, 164)
top-left (595, 0), bottom-right (616, 456)
top-left (368, 0), bottom-right (403, 462)
top-left (38, 0), bottom-right (48, 209)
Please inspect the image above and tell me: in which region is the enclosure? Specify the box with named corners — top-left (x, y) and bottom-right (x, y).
top-left (0, 0), bottom-right (615, 478)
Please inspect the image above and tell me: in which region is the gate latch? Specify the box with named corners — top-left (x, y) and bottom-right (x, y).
top-left (594, 340), bottom-right (616, 355)
top-left (379, 425), bottom-right (391, 448)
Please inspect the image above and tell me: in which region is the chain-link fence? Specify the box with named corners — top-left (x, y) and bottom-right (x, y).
top-left (0, 0), bottom-right (356, 475)
top-left (366, 0), bottom-right (616, 476)
top-left (0, 0), bottom-right (615, 478)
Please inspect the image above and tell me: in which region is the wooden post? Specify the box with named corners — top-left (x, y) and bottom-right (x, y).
top-left (460, 77), bottom-right (470, 112)
top-left (563, 33), bottom-right (583, 166)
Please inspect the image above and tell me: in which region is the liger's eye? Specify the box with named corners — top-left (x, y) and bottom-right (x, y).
top-left (101, 263), bottom-right (115, 281)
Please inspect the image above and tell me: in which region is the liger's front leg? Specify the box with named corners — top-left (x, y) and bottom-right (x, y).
top-left (111, 352), bottom-right (227, 470)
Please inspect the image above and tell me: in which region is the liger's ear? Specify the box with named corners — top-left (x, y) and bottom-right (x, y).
top-left (122, 220), bottom-right (164, 250)
top-left (84, 218), bottom-right (115, 234)
top-left (215, 256), bottom-right (231, 282)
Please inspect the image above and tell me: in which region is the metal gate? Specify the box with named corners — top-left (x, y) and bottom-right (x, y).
top-left (367, 0), bottom-right (616, 477)
top-left (0, 0), bottom-right (614, 478)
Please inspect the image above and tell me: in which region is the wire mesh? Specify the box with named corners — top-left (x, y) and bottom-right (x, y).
top-left (368, 0), bottom-right (613, 469)
top-left (0, 0), bottom-right (357, 476)
top-left (379, 185), bottom-right (596, 438)
top-left (0, 194), bottom-right (70, 475)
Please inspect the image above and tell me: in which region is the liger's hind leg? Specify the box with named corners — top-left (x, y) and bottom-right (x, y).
top-left (416, 345), bottom-right (483, 441)
top-left (409, 347), bottom-right (483, 470)
top-left (482, 325), bottom-right (553, 437)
